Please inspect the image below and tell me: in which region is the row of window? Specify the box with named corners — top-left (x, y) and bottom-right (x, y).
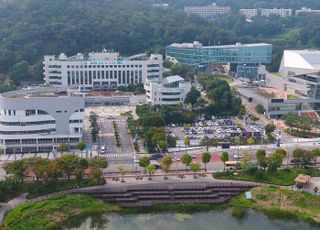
top-left (4, 137), bottom-right (81, 145)
top-left (0, 120), bottom-right (55, 126)
top-left (66, 70), bottom-right (144, 85)
top-left (70, 119), bottom-right (83, 123)
top-left (66, 64), bottom-right (143, 69)
top-left (0, 128), bottom-right (56, 135)
top-left (0, 110), bottom-right (49, 117)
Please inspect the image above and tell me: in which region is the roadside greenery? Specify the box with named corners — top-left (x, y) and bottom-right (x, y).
top-left (0, 155), bottom-right (108, 201)
top-left (89, 112), bottom-right (100, 143)
top-left (112, 120), bottom-right (121, 147)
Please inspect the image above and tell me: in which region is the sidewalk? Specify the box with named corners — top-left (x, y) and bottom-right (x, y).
top-left (0, 193), bottom-right (27, 223)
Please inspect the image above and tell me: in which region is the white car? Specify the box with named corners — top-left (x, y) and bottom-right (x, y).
top-left (233, 155), bottom-right (243, 160)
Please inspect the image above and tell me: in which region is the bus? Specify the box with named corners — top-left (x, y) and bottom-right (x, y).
top-left (225, 161), bottom-right (238, 170)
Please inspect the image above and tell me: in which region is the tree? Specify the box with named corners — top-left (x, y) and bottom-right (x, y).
top-left (139, 156), bottom-right (150, 173)
top-left (183, 137), bottom-right (190, 147)
top-left (0, 148), bottom-right (3, 155)
top-left (238, 107), bottom-right (246, 118)
top-left (212, 139), bottom-right (219, 147)
top-left (267, 153), bottom-right (283, 173)
top-left (220, 152), bottom-right (229, 170)
top-left (234, 136), bottom-right (241, 155)
top-left (76, 141), bottom-right (86, 158)
top-left (25, 157), bottom-right (50, 181)
top-left (274, 148), bottom-right (287, 159)
top-left (118, 165), bottom-right (127, 183)
top-left (89, 112), bottom-right (100, 143)
top-left (240, 152), bottom-right (252, 172)
top-left (190, 162), bottom-right (201, 178)
top-left (256, 149), bottom-right (267, 171)
top-left (292, 148), bottom-right (304, 166)
top-left (58, 143), bottom-right (68, 156)
top-left (161, 154), bottom-right (172, 179)
top-left (89, 157), bottom-right (108, 170)
top-left (146, 164), bottom-right (156, 180)
top-left (250, 115), bottom-right (259, 123)
top-left (181, 153), bottom-right (192, 171)
top-left (247, 137), bottom-right (255, 145)
top-left (4, 160), bottom-right (27, 182)
top-left (56, 154), bottom-right (82, 181)
top-left (9, 60), bottom-right (30, 83)
top-left (255, 104), bottom-right (265, 114)
top-left (265, 123), bottom-right (276, 134)
top-left (201, 152), bottom-right (211, 172)
top-left (314, 186), bottom-right (319, 194)
top-left (184, 86), bottom-right (201, 104)
top-left (311, 148), bottom-right (320, 158)
top-left (47, 160), bottom-right (62, 182)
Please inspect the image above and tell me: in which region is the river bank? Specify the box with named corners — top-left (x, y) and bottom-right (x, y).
top-left (2, 186), bottom-right (320, 229)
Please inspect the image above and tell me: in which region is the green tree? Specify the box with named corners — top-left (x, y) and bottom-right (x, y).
top-left (267, 153), bottom-right (283, 173)
top-left (184, 86), bottom-right (201, 104)
top-left (58, 143), bottom-right (68, 156)
top-left (4, 160), bottom-right (27, 182)
top-left (183, 137), bottom-right (190, 147)
top-left (89, 112), bottom-right (100, 143)
top-left (212, 139), bottom-right (219, 147)
top-left (255, 104), bottom-right (265, 114)
top-left (76, 141), bottom-right (86, 158)
top-left (118, 165), bottom-right (127, 183)
top-left (161, 154), bottom-right (172, 179)
top-left (256, 149), bottom-right (267, 171)
top-left (220, 152), bottom-right (229, 170)
top-left (292, 148), bottom-right (304, 166)
top-left (25, 157), bottom-right (50, 181)
top-left (250, 115), bottom-right (259, 123)
top-left (201, 152), bottom-right (211, 172)
top-left (247, 137), bottom-right (255, 145)
top-left (181, 153), bottom-right (192, 171)
top-left (311, 148), bottom-right (320, 158)
top-left (56, 154), bottom-right (82, 181)
top-left (265, 123), bottom-right (276, 134)
top-left (190, 162), bottom-right (201, 178)
top-left (146, 164), bottom-right (156, 180)
top-left (240, 152), bottom-right (252, 172)
top-left (139, 156), bottom-right (150, 173)
top-left (89, 157), bottom-right (108, 170)
top-left (274, 148), bottom-right (287, 159)
top-left (9, 60), bottom-right (30, 83)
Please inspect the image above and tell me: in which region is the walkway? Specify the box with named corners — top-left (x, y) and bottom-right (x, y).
top-left (0, 194), bottom-right (27, 223)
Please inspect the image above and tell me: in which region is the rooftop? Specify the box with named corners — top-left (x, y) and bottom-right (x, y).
top-left (1, 86), bottom-right (78, 99)
top-left (162, 75), bottom-right (185, 84)
top-left (282, 50), bottom-right (320, 70)
top-left (295, 174), bottom-right (311, 184)
top-left (168, 41), bottom-right (271, 49)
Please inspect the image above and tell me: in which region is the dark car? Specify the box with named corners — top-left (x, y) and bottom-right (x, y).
top-left (149, 153), bottom-right (163, 160)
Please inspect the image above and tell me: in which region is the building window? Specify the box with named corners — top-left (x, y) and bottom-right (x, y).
top-left (26, 110), bottom-right (36, 116)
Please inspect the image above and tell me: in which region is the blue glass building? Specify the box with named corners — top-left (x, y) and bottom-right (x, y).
top-left (165, 41), bottom-right (272, 79)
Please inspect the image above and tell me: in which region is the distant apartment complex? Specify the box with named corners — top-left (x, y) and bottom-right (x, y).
top-left (296, 7), bottom-right (320, 15)
top-left (184, 3), bottom-right (231, 19)
top-left (240, 8), bottom-right (292, 19)
top-left (166, 41), bottom-right (272, 79)
top-left (43, 51), bottom-right (163, 91)
top-left (144, 75), bottom-right (191, 105)
top-left (0, 87), bottom-right (84, 154)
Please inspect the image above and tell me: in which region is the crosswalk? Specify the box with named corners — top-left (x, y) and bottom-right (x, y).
top-left (104, 153), bottom-right (135, 158)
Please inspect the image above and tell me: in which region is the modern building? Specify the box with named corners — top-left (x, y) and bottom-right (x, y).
top-left (286, 72), bottom-right (320, 99)
top-left (240, 8), bottom-right (292, 19)
top-left (260, 8), bottom-right (292, 17)
top-left (239, 9), bottom-right (258, 19)
top-left (184, 3), bottom-right (231, 19)
top-left (0, 87), bottom-right (84, 154)
top-left (279, 50), bottom-right (320, 78)
top-left (144, 75), bottom-right (191, 105)
top-left (43, 51), bottom-right (163, 91)
top-left (166, 41), bottom-right (272, 79)
top-left (296, 7), bottom-right (320, 16)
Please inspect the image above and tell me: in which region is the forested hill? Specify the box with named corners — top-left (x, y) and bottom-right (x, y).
top-left (1, 0), bottom-right (320, 84)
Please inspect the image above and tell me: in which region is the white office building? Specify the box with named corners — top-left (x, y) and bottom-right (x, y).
top-left (0, 87), bottom-right (84, 154)
top-left (184, 3), bottom-right (231, 19)
top-left (43, 51), bottom-right (163, 91)
top-left (296, 7), bottom-right (320, 15)
top-left (144, 75), bottom-right (191, 105)
top-left (240, 8), bottom-right (292, 19)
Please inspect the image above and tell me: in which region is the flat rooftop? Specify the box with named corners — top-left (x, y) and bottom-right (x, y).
top-left (168, 41), bottom-right (271, 49)
top-left (0, 86), bottom-right (78, 99)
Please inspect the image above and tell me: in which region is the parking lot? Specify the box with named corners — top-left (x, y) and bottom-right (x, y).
top-left (169, 118), bottom-right (264, 143)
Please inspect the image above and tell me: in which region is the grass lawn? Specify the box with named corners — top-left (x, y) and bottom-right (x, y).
top-left (213, 168), bottom-right (320, 186)
top-left (213, 75), bottom-right (234, 84)
top-left (1, 194), bottom-right (120, 230)
top-left (229, 186), bottom-right (320, 225)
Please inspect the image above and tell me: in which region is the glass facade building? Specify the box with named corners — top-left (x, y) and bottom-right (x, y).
top-left (166, 41), bottom-right (272, 78)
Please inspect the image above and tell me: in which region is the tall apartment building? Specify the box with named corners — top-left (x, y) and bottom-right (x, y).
top-left (0, 87), bottom-right (84, 154)
top-left (184, 3), bottom-right (231, 19)
top-left (296, 7), bottom-right (320, 15)
top-left (166, 41), bottom-right (272, 79)
top-left (144, 75), bottom-right (191, 105)
top-left (43, 51), bottom-right (163, 91)
top-left (240, 8), bottom-right (292, 19)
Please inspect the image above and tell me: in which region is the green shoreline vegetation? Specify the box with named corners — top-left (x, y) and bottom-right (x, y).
top-left (2, 187), bottom-right (320, 230)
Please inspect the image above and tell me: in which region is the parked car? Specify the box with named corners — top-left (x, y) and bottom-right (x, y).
top-left (149, 153), bottom-right (163, 160)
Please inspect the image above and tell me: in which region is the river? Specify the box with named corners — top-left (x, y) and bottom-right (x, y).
top-left (63, 209), bottom-right (317, 230)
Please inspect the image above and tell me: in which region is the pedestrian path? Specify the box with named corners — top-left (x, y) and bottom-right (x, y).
top-left (105, 153), bottom-right (135, 158)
